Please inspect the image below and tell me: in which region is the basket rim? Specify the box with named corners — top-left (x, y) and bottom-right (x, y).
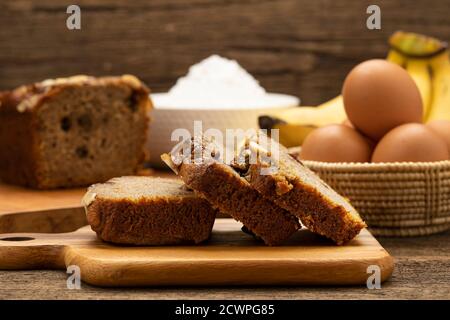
top-left (302, 159), bottom-right (450, 171)
top-left (369, 223), bottom-right (450, 237)
top-left (287, 147), bottom-right (450, 170)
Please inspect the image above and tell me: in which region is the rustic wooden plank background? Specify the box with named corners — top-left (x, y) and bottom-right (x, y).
top-left (1, 0), bottom-right (450, 105)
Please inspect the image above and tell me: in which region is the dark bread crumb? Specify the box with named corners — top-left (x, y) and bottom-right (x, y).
top-left (60, 117), bottom-right (71, 131)
top-left (75, 146), bottom-right (89, 158)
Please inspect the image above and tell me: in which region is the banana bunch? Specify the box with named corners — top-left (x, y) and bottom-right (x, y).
top-left (261, 31), bottom-right (450, 147)
top-left (425, 51), bottom-right (450, 121)
top-left (390, 31), bottom-right (450, 122)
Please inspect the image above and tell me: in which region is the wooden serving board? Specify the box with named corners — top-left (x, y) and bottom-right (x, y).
top-left (0, 219), bottom-right (394, 286)
top-left (0, 183), bottom-right (86, 216)
top-left (0, 183), bottom-right (87, 234)
top-left (0, 169), bottom-right (176, 234)
top-left (0, 182), bottom-right (87, 233)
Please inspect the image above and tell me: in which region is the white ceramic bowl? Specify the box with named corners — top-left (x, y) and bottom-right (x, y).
top-left (147, 93), bottom-right (299, 168)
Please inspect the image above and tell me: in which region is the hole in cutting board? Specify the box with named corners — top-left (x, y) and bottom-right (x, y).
top-left (0, 237), bottom-right (35, 241)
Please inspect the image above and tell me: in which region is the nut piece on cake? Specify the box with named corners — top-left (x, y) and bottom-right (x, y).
top-left (0, 75), bottom-right (152, 189)
top-left (239, 133), bottom-right (367, 245)
top-left (161, 136), bottom-right (301, 246)
top-left (83, 176), bottom-right (217, 245)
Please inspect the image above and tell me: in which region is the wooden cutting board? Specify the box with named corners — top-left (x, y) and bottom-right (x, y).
top-left (0, 218), bottom-right (394, 286)
top-left (0, 169), bottom-right (176, 233)
top-left (0, 183), bottom-right (88, 234)
top-left (0, 183), bottom-right (86, 216)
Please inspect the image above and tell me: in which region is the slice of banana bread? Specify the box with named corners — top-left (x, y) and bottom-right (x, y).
top-left (0, 75), bottom-right (152, 189)
top-left (161, 136), bottom-right (300, 246)
top-left (240, 133), bottom-right (366, 245)
top-left (83, 176), bottom-right (217, 245)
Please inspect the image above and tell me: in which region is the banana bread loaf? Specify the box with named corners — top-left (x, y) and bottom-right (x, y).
top-left (83, 176), bottom-right (217, 245)
top-left (161, 136), bottom-right (301, 246)
top-left (0, 75), bottom-right (151, 189)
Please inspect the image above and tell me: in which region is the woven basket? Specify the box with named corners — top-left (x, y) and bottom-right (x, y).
top-left (302, 160), bottom-right (450, 237)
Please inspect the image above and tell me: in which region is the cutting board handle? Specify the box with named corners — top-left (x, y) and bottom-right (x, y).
top-left (0, 229), bottom-right (88, 269)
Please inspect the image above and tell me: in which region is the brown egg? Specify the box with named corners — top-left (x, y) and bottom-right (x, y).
top-left (300, 124), bottom-right (373, 163)
top-left (426, 120), bottom-right (450, 152)
top-left (372, 123), bottom-right (449, 163)
top-left (343, 59), bottom-right (423, 141)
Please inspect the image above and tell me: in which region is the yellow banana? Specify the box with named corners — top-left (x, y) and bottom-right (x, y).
top-left (406, 59), bottom-right (432, 119)
top-left (427, 51), bottom-right (450, 122)
top-left (387, 50), bottom-right (405, 66)
top-left (317, 95), bottom-right (344, 112)
top-left (259, 97), bottom-right (346, 147)
top-left (270, 97), bottom-right (346, 126)
top-left (273, 124), bottom-right (316, 148)
top-left (388, 31), bottom-right (448, 121)
top-left (389, 31), bottom-right (446, 58)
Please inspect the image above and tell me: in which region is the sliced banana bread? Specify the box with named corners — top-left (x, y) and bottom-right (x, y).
top-left (239, 133), bottom-right (366, 245)
top-left (161, 136), bottom-right (300, 246)
top-left (0, 75), bottom-right (151, 189)
top-left (83, 176), bottom-right (217, 245)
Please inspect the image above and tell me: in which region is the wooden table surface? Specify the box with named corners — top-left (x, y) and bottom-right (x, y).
top-left (1, 229), bottom-right (449, 299)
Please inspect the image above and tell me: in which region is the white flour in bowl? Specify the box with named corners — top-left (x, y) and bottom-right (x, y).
top-left (151, 55), bottom-right (299, 109)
